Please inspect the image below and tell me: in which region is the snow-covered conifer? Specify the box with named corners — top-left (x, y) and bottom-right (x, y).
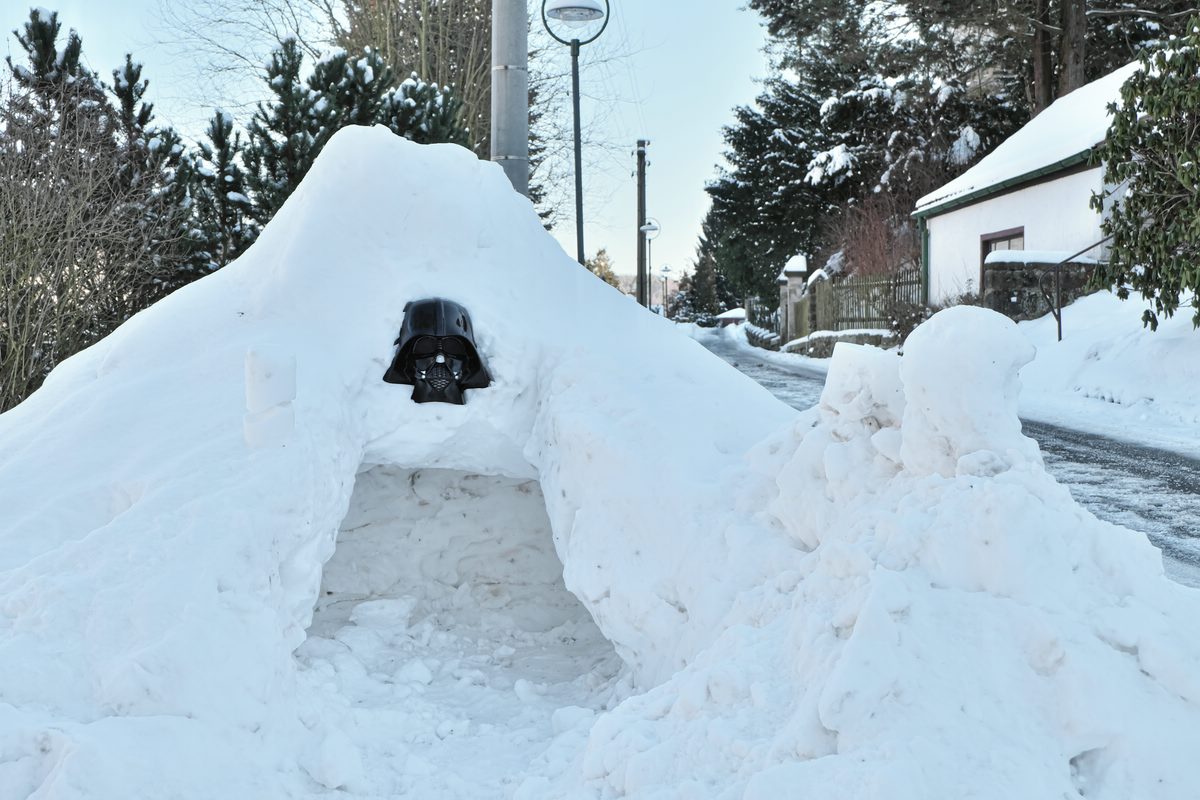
top-left (379, 74), bottom-right (468, 146)
top-left (193, 109), bottom-right (257, 271)
top-left (244, 38), bottom-right (321, 225)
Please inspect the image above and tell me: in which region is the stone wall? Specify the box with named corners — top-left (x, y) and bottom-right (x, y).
top-left (783, 330), bottom-right (898, 358)
top-left (981, 261), bottom-right (1094, 322)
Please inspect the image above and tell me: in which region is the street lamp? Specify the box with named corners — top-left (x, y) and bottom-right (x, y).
top-left (640, 219), bottom-right (660, 305)
top-left (659, 264), bottom-right (672, 317)
top-left (542, 0), bottom-right (610, 265)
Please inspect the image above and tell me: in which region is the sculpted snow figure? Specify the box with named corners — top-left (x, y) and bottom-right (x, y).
top-left (0, 126), bottom-right (1197, 799)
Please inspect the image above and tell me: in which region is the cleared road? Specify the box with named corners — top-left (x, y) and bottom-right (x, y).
top-left (702, 334), bottom-right (1200, 588)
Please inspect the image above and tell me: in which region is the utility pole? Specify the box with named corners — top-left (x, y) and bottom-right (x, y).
top-left (491, 0), bottom-right (529, 196)
top-left (636, 139), bottom-right (648, 307)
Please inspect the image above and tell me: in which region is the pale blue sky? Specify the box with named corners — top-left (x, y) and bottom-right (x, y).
top-left (3, 1), bottom-right (769, 279)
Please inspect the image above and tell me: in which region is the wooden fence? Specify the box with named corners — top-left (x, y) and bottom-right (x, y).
top-left (808, 262), bottom-right (923, 333)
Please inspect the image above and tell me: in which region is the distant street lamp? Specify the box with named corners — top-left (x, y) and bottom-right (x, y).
top-left (660, 264), bottom-right (672, 317)
top-left (542, 0), bottom-right (610, 265)
top-left (640, 219), bottom-right (660, 304)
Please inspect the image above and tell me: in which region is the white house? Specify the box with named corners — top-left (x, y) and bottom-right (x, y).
top-left (913, 62), bottom-right (1138, 307)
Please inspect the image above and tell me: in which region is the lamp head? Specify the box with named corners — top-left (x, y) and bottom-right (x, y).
top-left (546, 0), bottom-right (605, 23)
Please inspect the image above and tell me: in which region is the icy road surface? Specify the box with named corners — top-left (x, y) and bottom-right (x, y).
top-left (700, 332), bottom-right (1200, 589)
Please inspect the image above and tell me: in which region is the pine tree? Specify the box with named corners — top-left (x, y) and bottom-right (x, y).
top-left (193, 110), bottom-right (256, 271)
top-left (6, 8), bottom-right (114, 172)
top-left (239, 38), bottom-right (470, 236)
top-left (379, 74), bottom-right (468, 146)
top-left (109, 54), bottom-right (199, 300)
top-left (584, 248), bottom-right (620, 288)
top-left (307, 46), bottom-right (392, 151)
top-left (671, 214), bottom-right (740, 323)
top-left (244, 37), bottom-right (320, 226)
top-left (707, 76), bottom-right (824, 300)
top-left (1090, 17), bottom-right (1200, 329)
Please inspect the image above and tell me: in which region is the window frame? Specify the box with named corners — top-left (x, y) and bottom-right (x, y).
top-left (980, 226), bottom-right (1025, 291)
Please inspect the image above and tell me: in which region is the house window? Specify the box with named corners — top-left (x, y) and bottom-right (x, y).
top-left (979, 227), bottom-right (1025, 292)
top-left (981, 227), bottom-right (1025, 260)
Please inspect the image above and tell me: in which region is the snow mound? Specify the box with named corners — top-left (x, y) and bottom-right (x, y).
top-left (1018, 290), bottom-right (1200, 443)
top-left (545, 307), bottom-right (1200, 800)
top-left (1, 126), bottom-right (1197, 798)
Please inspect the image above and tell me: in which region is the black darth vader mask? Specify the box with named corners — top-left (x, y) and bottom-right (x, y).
top-left (383, 298), bottom-right (491, 404)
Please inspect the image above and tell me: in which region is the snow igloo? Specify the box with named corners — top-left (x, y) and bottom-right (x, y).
top-left (0, 126), bottom-right (798, 797)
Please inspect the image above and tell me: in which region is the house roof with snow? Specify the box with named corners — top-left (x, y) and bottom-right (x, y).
top-left (715, 307), bottom-right (746, 320)
top-left (913, 62), bottom-right (1139, 218)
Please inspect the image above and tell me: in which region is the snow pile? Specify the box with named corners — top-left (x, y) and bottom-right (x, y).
top-left (1017, 291), bottom-right (1200, 449)
top-left (1, 127), bottom-right (1198, 798)
top-left (551, 308), bottom-right (1200, 799)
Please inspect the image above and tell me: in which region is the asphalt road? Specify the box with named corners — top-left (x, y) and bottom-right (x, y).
top-left (701, 334), bottom-right (1200, 588)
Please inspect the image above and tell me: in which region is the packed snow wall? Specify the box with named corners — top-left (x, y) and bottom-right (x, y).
top-left (1, 126), bottom-right (1198, 799)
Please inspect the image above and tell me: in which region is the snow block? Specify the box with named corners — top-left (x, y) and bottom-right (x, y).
top-left (244, 347), bottom-right (297, 414)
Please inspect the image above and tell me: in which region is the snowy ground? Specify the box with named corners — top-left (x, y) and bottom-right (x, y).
top-left (701, 322), bottom-right (1200, 588)
top-left (2, 127), bottom-right (1199, 799)
top-left (1018, 291), bottom-right (1200, 458)
top-left (296, 467), bottom-right (623, 795)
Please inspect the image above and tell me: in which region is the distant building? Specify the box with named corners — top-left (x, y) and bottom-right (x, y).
top-left (913, 63), bottom-right (1137, 312)
top-left (715, 307), bottom-right (746, 327)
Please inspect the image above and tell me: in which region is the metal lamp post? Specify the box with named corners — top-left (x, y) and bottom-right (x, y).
top-left (491, 0), bottom-right (529, 196)
top-left (659, 264), bottom-right (671, 317)
top-left (542, 0), bottom-right (610, 265)
top-left (639, 219), bottom-right (659, 305)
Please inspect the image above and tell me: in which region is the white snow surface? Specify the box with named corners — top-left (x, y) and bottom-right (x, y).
top-left (984, 249), bottom-right (1100, 265)
top-left (2, 126), bottom-right (1199, 798)
top-left (782, 253), bottom-right (808, 275)
top-left (1018, 290), bottom-right (1200, 455)
top-left (916, 62), bottom-right (1139, 215)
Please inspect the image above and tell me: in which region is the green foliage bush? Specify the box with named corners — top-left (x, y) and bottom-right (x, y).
top-left (1091, 17), bottom-right (1200, 330)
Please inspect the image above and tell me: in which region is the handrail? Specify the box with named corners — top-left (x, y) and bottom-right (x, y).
top-left (1033, 235), bottom-right (1113, 341)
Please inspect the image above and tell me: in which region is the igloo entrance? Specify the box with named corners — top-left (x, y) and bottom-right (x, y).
top-left (302, 466), bottom-right (620, 674)
top-left (293, 466), bottom-right (621, 793)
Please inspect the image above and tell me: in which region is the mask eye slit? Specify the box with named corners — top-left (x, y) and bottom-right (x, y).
top-left (412, 336), bottom-right (439, 358)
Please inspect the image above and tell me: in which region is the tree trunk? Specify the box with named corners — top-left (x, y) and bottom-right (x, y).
top-left (1032, 0), bottom-right (1054, 114)
top-left (1058, 0), bottom-right (1087, 98)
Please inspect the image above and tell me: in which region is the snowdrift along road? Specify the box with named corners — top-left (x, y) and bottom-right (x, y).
top-left (0, 126), bottom-right (1197, 798)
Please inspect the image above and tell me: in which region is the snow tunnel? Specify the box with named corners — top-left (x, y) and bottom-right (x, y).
top-left (292, 463), bottom-right (623, 790)
top-left (292, 460), bottom-right (628, 791)
top-left (299, 465), bottom-right (619, 684)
